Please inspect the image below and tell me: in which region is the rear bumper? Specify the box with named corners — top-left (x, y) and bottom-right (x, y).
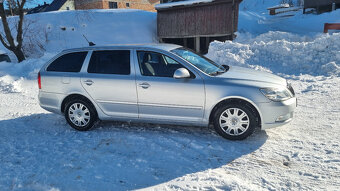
top-left (257, 97), bottom-right (297, 130)
top-left (38, 91), bottom-right (65, 114)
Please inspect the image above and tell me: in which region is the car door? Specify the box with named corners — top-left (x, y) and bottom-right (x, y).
top-left (81, 49), bottom-right (138, 118)
top-left (135, 50), bottom-right (205, 122)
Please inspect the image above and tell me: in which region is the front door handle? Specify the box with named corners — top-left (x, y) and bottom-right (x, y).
top-left (84, 79), bottom-right (94, 86)
top-left (138, 82), bottom-right (150, 89)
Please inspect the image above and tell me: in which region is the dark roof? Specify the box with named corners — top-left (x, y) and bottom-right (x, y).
top-left (27, 3), bottom-right (50, 14)
top-left (45, 0), bottom-right (68, 12)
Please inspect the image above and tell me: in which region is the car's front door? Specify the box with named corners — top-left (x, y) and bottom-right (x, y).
top-left (135, 50), bottom-right (205, 122)
top-left (81, 50), bottom-right (138, 118)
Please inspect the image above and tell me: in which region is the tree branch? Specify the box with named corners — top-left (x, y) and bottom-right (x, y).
top-left (0, 2), bottom-right (16, 48)
top-left (0, 34), bottom-right (11, 50)
top-left (16, 0), bottom-right (25, 49)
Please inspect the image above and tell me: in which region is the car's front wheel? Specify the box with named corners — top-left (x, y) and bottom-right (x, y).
top-left (64, 99), bottom-right (97, 131)
top-left (213, 103), bottom-right (257, 140)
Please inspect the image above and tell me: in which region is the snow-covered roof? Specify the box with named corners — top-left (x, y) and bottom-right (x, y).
top-left (45, 0), bottom-right (68, 12)
top-left (267, 3), bottom-right (289, 10)
top-left (155, 0), bottom-right (214, 9)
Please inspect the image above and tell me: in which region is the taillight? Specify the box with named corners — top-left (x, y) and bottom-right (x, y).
top-left (38, 72), bottom-right (41, 89)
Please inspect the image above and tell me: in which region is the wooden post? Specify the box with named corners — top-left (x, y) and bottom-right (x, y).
top-left (205, 37), bottom-right (210, 52)
top-left (324, 23), bottom-right (329, 33)
top-left (231, 0), bottom-right (235, 39)
top-left (195, 36), bottom-right (200, 53)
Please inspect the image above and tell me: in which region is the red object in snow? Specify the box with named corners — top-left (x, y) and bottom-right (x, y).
top-left (38, 72), bottom-right (41, 89)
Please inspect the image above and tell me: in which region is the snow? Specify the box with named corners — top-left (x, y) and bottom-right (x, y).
top-left (0, 1), bottom-right (340, 190)
top-left (207, 32), bottom-right (340, 77)
top-left (267, 3), bottom-right (290, 10)
top-left (155, 0), bottom-right (213, 9)
top-left (239, 1), bottom-right (340, 35)
top-left (0, 9), bottom-right (157, 58)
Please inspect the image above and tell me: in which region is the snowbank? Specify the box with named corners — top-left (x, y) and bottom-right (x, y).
top-left (0, 9), bottom-right (157, 57)
top-left (0, 53), bottom-right (54, 93)
top-left (239, 0), bottom-right (340, 35)
top-left (207, 32), bottom-right (340, 77)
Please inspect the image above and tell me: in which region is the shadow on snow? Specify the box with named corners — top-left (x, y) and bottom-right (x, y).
top-left (0, 113), bottom-right (268, 191)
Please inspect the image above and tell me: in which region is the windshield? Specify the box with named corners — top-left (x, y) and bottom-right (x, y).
top-left (171, 48), bottom-right (225, 75)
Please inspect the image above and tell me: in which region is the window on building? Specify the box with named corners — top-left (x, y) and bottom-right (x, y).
top-left (109, 1), bottom-right (118, 9)
top-left (88, 50), bottom-right (130, 75)
top-left (66, 7), bottom-right (70, 10)
top-left (126, 3), bottom-right (130, 7)
top-left (47, 52), bottom-right (88, 72)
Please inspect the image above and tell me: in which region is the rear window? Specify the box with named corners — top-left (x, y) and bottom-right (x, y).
top-left (87, 50), bottom-right (130, 75)
top-left (47, 52), bottom-right (87, 72)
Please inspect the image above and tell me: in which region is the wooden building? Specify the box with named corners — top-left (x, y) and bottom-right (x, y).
top-left (156, 0), bottom-right (242, 54)
top-left (304, 0), bottom-right (340, 14)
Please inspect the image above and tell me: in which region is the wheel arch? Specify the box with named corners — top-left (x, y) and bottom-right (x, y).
top-left (208, 96), bottom-right (262, 128)
top-left (61, 93), bottom-right (97, 116)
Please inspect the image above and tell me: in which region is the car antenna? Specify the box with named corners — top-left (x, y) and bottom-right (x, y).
top-left (82, 34), bottom-right (96, 46)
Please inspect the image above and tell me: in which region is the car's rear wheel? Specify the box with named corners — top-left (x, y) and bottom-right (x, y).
top-left (64, 99), bottom-right (97, 131)
top-left (213, 103), bottom-right (257, 140)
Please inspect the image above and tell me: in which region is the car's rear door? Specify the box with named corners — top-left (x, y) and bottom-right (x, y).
top-left (80, 49), bottom-right (138, 118)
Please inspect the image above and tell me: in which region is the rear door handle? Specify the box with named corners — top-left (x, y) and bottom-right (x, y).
top-left (138, 82), bottom-right (150, 89)
top-left (84, 79), bottom-right (94, 86)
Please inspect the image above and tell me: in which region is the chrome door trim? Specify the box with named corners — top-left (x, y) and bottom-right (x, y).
top-left (138, 102), bottom-right (203, 110)
top-left (95, 100), bottom-right (202, 110)
top-left (96, 100), bottom-right (137, 105)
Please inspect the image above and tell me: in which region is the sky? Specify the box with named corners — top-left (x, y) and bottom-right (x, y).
top-left (25, 0), bottom-right (53, 8)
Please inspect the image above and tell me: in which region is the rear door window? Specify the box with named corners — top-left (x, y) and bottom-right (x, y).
top-left (87, 50), bottom-right (130, 75)
top-left (47, 52), bottom-right (87, 72)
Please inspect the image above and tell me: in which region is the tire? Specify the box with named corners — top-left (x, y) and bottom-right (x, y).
top-left (64, 98), bottom-right (97, 131)
top-left (213, 103), bottom-right (257, 140)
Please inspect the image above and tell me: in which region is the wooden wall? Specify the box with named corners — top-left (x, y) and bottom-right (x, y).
top-left (304, 0), bottom-right (340, 8)
top-left (157, 0), bottom-right (241, 38)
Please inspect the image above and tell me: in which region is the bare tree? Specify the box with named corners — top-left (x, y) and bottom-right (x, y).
top-left (0, 0), bottom-right (26, 62)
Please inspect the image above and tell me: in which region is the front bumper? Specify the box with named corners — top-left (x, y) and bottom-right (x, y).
top-left (257, 97), bottom-right (297, 130)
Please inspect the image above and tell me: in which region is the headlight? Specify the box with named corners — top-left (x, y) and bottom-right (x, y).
top-left (260, 87), bottom-right (293, 101)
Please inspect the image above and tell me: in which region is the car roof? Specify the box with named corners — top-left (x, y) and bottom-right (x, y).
top-left (62, 43), bottom-right (182, 52)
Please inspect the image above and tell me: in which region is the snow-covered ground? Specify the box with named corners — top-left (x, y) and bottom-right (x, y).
top-left (0, 0), bottom-right (340, 190)
top-left (1, 58), bottom-right (339, 191)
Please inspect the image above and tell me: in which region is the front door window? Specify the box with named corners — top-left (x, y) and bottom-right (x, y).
top-left (137, 51), bottom-right (184, 77)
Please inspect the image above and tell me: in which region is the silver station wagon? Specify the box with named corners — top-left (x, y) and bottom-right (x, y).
top-left (38, 44), bottom-right (296, 140)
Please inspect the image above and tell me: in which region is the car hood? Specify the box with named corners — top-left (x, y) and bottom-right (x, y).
top-left (216, 66), bottom-right (286, 86)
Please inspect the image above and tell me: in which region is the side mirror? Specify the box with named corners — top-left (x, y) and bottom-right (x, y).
top-left (173, 68), bottom-right (191, 79)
